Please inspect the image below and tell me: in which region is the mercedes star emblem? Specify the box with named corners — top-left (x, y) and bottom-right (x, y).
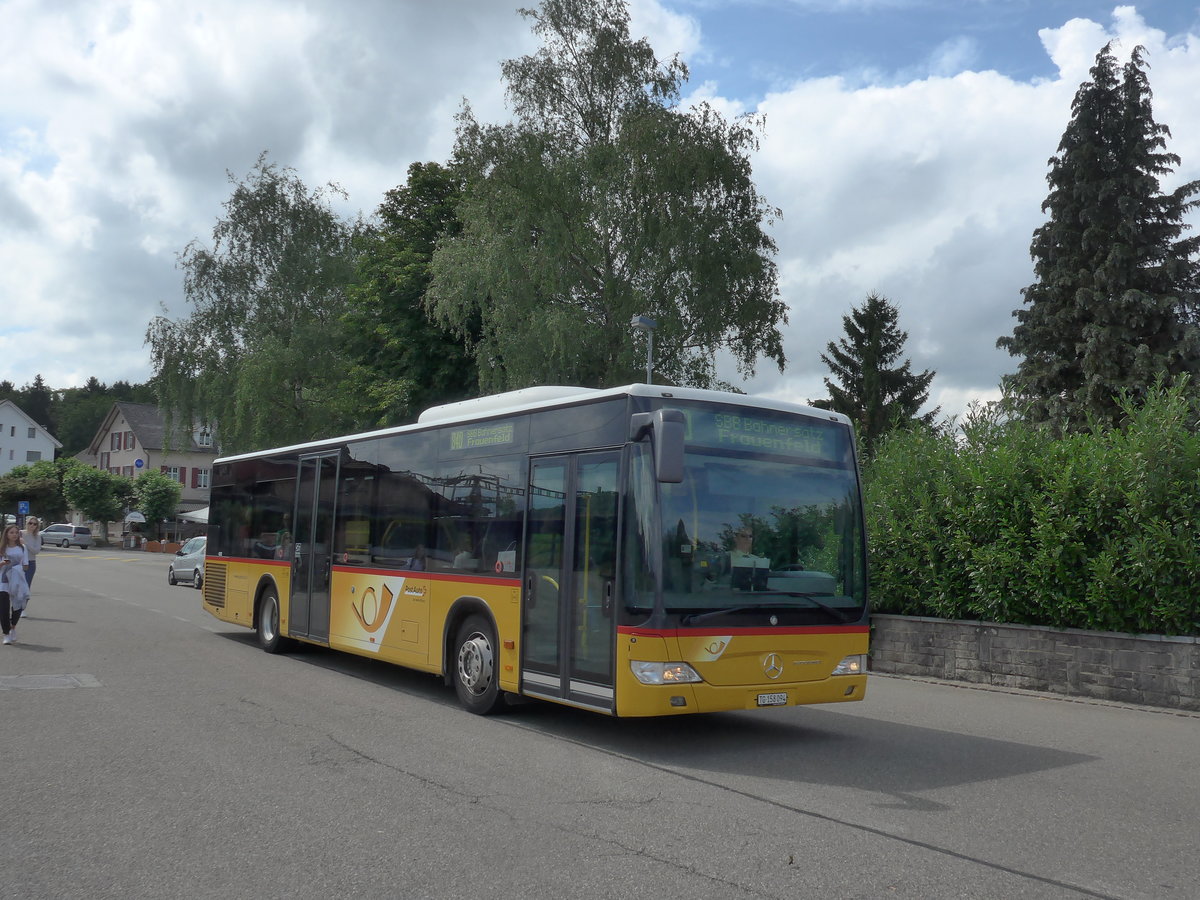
top-left (763, 653), bottom-right (783, 680)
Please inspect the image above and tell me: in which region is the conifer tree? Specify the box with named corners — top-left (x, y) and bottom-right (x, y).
top-left (818, 292), bottom-right (938, 457)
top-left (999, 44), bottom-right (1200, 429)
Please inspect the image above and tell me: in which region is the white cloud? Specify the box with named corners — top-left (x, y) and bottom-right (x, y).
top-left (720, 7), bottom-right (1200, 419)
top-left (927, 36), bottom-right (980, 78)
top-left (0, 0), bottom-right (533, 390)
top-left (630, 0), bottom-right (703, 60)
top-left (1039, 16), bottom-right (1114, 82)
top-left (0, 0), bottom-right (1197, 430)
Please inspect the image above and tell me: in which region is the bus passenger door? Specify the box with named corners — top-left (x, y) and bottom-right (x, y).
top-left (522, 451), bottom-right (620, 712)
top-left (291, 451), bottom-right (339, 643)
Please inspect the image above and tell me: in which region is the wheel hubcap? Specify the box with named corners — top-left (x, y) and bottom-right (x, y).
top-left (263, 597), bottom-right (278, 642)
top-left (457, 632), bottom-right (494, 696)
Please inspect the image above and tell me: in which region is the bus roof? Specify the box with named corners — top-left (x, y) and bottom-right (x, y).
top-left (213, 383), bottom-right (851, 465)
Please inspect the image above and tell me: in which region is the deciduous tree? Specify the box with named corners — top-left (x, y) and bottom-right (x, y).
top-left (427, 0), bottom-right (785, 390)
top-left (0, 459), bottom-right (83, 524)
top-left (342, 162), bottom-right (479, 425)
top-left (133, 470), bottom-right (183, 541)
top-left (63, 466), bottom-right (130, 544)
top-left (146, 154), bottom-right (361, 454)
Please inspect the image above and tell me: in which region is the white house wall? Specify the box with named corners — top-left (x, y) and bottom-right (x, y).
top-left (0, 401), bottom-right (62, 476)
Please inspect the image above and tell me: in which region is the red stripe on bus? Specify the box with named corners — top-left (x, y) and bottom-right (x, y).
top-left (203, 557), bottom-right (519, 587)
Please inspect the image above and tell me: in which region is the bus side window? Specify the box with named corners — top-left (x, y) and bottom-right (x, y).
top-left (340, 519), bottom-right (370, 565)
top-left (371, 469), bottom-right (433, 568)
top-left (428, 456), bottom-right (525, 578)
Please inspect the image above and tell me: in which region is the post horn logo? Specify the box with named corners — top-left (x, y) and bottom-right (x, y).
top-left (351, 583), bottom-right (395, 633)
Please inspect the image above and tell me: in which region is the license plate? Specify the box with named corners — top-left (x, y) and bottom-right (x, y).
top-left (757, 691), bottom-right (788, 707)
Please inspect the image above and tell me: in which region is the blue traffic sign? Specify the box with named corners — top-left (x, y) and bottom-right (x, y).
top-left (17, 500), bottom-right (29, 515)
top-left (135, 459), bottom-right (144, 468)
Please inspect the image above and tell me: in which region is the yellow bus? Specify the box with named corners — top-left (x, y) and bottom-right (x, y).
top-left (202, 384), bottom-right (869, 716)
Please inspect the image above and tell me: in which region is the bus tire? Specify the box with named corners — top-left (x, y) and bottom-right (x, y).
top-left (256, 587), bottom-right (292, 654)
top-left (453, 614), bottom-right (506, 715)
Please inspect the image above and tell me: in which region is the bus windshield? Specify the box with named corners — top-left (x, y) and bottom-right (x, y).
top-left (625, 405), bottom-right (866, 626)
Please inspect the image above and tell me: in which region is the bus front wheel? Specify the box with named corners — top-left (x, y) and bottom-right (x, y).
top-left (453, 614), bottom-right (506, 715)
top-left (257, 588), bottom-right (291, 654)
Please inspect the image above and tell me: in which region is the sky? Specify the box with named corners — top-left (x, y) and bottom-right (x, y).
top-left (1, 0), bottom-right (1199, 424)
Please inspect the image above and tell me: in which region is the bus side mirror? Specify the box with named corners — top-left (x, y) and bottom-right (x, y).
top-left (630, 409), bottom-right (685, 483)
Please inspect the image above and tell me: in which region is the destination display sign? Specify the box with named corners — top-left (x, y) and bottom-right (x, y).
top-left (448, 422), bottom-right (515, 452)
top-left (680, 406), bottom-right (850, 463)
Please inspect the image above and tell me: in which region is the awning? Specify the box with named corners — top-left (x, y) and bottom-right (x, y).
top-left (124, 511), bottom-right (146, 524)
top-left (178, 507), bottom-right (208, 524)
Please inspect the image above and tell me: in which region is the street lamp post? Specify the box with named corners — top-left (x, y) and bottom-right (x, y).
top-left (630, 315), bottom-right (657, 384)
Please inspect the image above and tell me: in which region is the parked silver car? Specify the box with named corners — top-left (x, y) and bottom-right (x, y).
top-left (168, 536), bottom-right (206, 589)
top-left (42, 523), bottom-right (93, 549)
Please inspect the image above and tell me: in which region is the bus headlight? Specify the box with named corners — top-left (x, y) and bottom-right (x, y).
top-left (630, 661), bottom-right (703, 685)
top-left (831, 654), bottom-right (866, 676)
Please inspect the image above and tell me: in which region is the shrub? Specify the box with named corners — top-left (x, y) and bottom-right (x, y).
top-left (864, 384), bottom-right (1200, 636)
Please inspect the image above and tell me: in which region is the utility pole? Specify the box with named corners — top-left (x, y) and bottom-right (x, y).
top-left (630, 315), bottom-right (657, 384)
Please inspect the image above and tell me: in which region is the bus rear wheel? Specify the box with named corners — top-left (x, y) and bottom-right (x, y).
top-left (256, 587), bottom-right (292, 654)
top-left (453, 614), bottom-right (506, 715)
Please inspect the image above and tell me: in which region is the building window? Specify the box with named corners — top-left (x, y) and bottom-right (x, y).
top-left (100, 452), bottom-right (110, 469)
top-left (123, 466), bottom-right (134, 477)
top-left (26, 451), bottom-right (41, 462)
top-left (110, 433), bottom-right (121, 451)
top-left (125, 431), bottom-right (135, 450)
top-left (197, 429), bottom-right (213, 447)
top-left (195, 468), bottom-right (210, 489)
top-left (165, 466), bottom-right (181, 482)
top-left (28, 427), bottom-right (36, 439)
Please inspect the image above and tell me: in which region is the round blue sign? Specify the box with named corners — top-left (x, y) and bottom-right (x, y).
top-left (135, 459), bottom-right (144, 469)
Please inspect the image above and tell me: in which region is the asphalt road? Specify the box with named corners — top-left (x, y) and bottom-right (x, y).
top-left (2, 547), bottom-right (1197, 900)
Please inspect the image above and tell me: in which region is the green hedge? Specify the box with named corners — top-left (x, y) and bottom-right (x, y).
top-left (864, 385), bottom-right (1200, 636)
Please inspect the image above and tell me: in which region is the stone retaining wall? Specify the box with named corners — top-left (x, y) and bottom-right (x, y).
top-left (870, 614), bottom-right (1200, 712)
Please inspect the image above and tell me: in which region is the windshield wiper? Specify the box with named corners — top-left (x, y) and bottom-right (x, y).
top-left (681, 593), bottom-right (855, 625)
top-left (752, 591), bottom-right (857, 623)
top-left (682, 604), bottom-right (787, 625)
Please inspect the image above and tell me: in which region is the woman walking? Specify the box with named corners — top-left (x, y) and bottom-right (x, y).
top-left (1, 523), bottom-right (30, 645)
top-left (23, 516), bottom-right (42, 590)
